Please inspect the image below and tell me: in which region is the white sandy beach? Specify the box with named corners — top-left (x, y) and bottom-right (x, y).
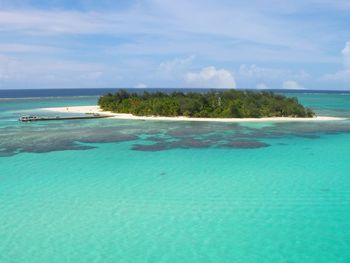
top-left (41, 105), bottom-right (347, 123)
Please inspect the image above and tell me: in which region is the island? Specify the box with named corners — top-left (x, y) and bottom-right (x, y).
top-left (98, 90), bottom-right (314, 118)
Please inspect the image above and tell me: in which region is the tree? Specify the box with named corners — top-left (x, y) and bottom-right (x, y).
top-left (98, 89), bottom-right (314, 118)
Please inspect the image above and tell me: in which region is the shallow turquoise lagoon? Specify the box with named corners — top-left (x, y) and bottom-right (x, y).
top-left (1, 93), bottom-right (350, 262)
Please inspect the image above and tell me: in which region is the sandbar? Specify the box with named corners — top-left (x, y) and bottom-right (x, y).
top-left (40, 106), bottom-right (347, 123)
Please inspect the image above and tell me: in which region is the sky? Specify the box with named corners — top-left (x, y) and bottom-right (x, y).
top-left (0, 0), bottom-right (349, 90)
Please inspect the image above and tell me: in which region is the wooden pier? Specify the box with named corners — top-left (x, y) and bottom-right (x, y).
top-left (19, 114), bottom-right (110, 122)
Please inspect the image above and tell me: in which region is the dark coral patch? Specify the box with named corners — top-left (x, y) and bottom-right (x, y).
top-left (2, 113), bottom-right (350, 156)
top-left (23, 142), bottom-right (95, 154)
top-left (131, 137), bottom-right (211, 151)
top-left (145, 136), bottom-right (169, 142)
top-left (172, 138), bottom-right (211, 149)
top-left (223, 140), bottom-right (270, 149)
top-left (0, 148), bottom-right (17, 157)
top-left (166, 123), bottom-right (240, 137)
top-left (131, 142), bottom-right (169, 152)
top-left (79, 133), bottom-right (138, 143)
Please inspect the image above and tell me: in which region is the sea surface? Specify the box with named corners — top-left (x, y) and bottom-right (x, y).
top-left (1, 89), bottom-right (350, 262)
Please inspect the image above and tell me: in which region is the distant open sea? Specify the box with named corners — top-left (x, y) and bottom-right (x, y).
top-left (1, 88), bottom-right (350, 262)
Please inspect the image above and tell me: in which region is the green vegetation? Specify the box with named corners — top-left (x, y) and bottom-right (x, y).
top-left (98, 90), bottom-right (314, 118)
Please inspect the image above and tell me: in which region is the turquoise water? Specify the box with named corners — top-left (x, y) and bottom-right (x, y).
top-left (1, 93), bottom-right (350, 262)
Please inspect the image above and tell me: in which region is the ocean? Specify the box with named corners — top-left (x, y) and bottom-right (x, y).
top-left (1, 89), bottom-right (350, 262)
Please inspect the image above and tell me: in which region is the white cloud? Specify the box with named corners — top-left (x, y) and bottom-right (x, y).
top-left (134, 83), bottom-right (148, 88)
top-left (282, 80), bottom-right (303, 89)
top-left (323, 70), bottom-right (350, 82)
top-left (322, 41), bottom-right (350, 82)
top-left (256, 83), bottom-right (269, 89)
top-left (81, 71), bottom-right (103, 81)
top-left (0, 43), bottom-right (61, 53)
top-left (0, 2), bottom-right (346, 89)
top-left (239, 64), bottom-right (309, 81)
top-left (158, 55), bottom-right (195, 79)
top-left (0, 7), bottom-right (308, 50)
top-left (342, 42), bottom-right (350, 67)
top-left (0, 10), bottom-right (109, 35)
top-left (185, 66), bottom-right (236, 89)
top-left (0, 5), bottom-right (334, 64)
top-left (0, 55), bottom-right (120, 88)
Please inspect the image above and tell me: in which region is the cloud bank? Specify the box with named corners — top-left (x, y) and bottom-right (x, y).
top-left (282, 80), bottom-right (303, 90)
top-left (185, 67), bottom-right (236, 89)
top-left (323, 42), bottom-right (350, 82)
top-left (342, 41), bottom-right (350, 67)
top-left (0, 1), bottom-right (349, 89)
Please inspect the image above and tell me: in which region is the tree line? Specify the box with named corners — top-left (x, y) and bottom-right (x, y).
top-left (98, 89), bottom-right (314, 118)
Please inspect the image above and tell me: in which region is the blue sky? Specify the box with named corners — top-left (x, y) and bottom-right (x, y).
top-left (0, 0), bottom-right (349, 89)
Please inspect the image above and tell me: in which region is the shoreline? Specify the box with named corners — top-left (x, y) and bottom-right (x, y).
top-left (40, 105), bottom-right (347, 123)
